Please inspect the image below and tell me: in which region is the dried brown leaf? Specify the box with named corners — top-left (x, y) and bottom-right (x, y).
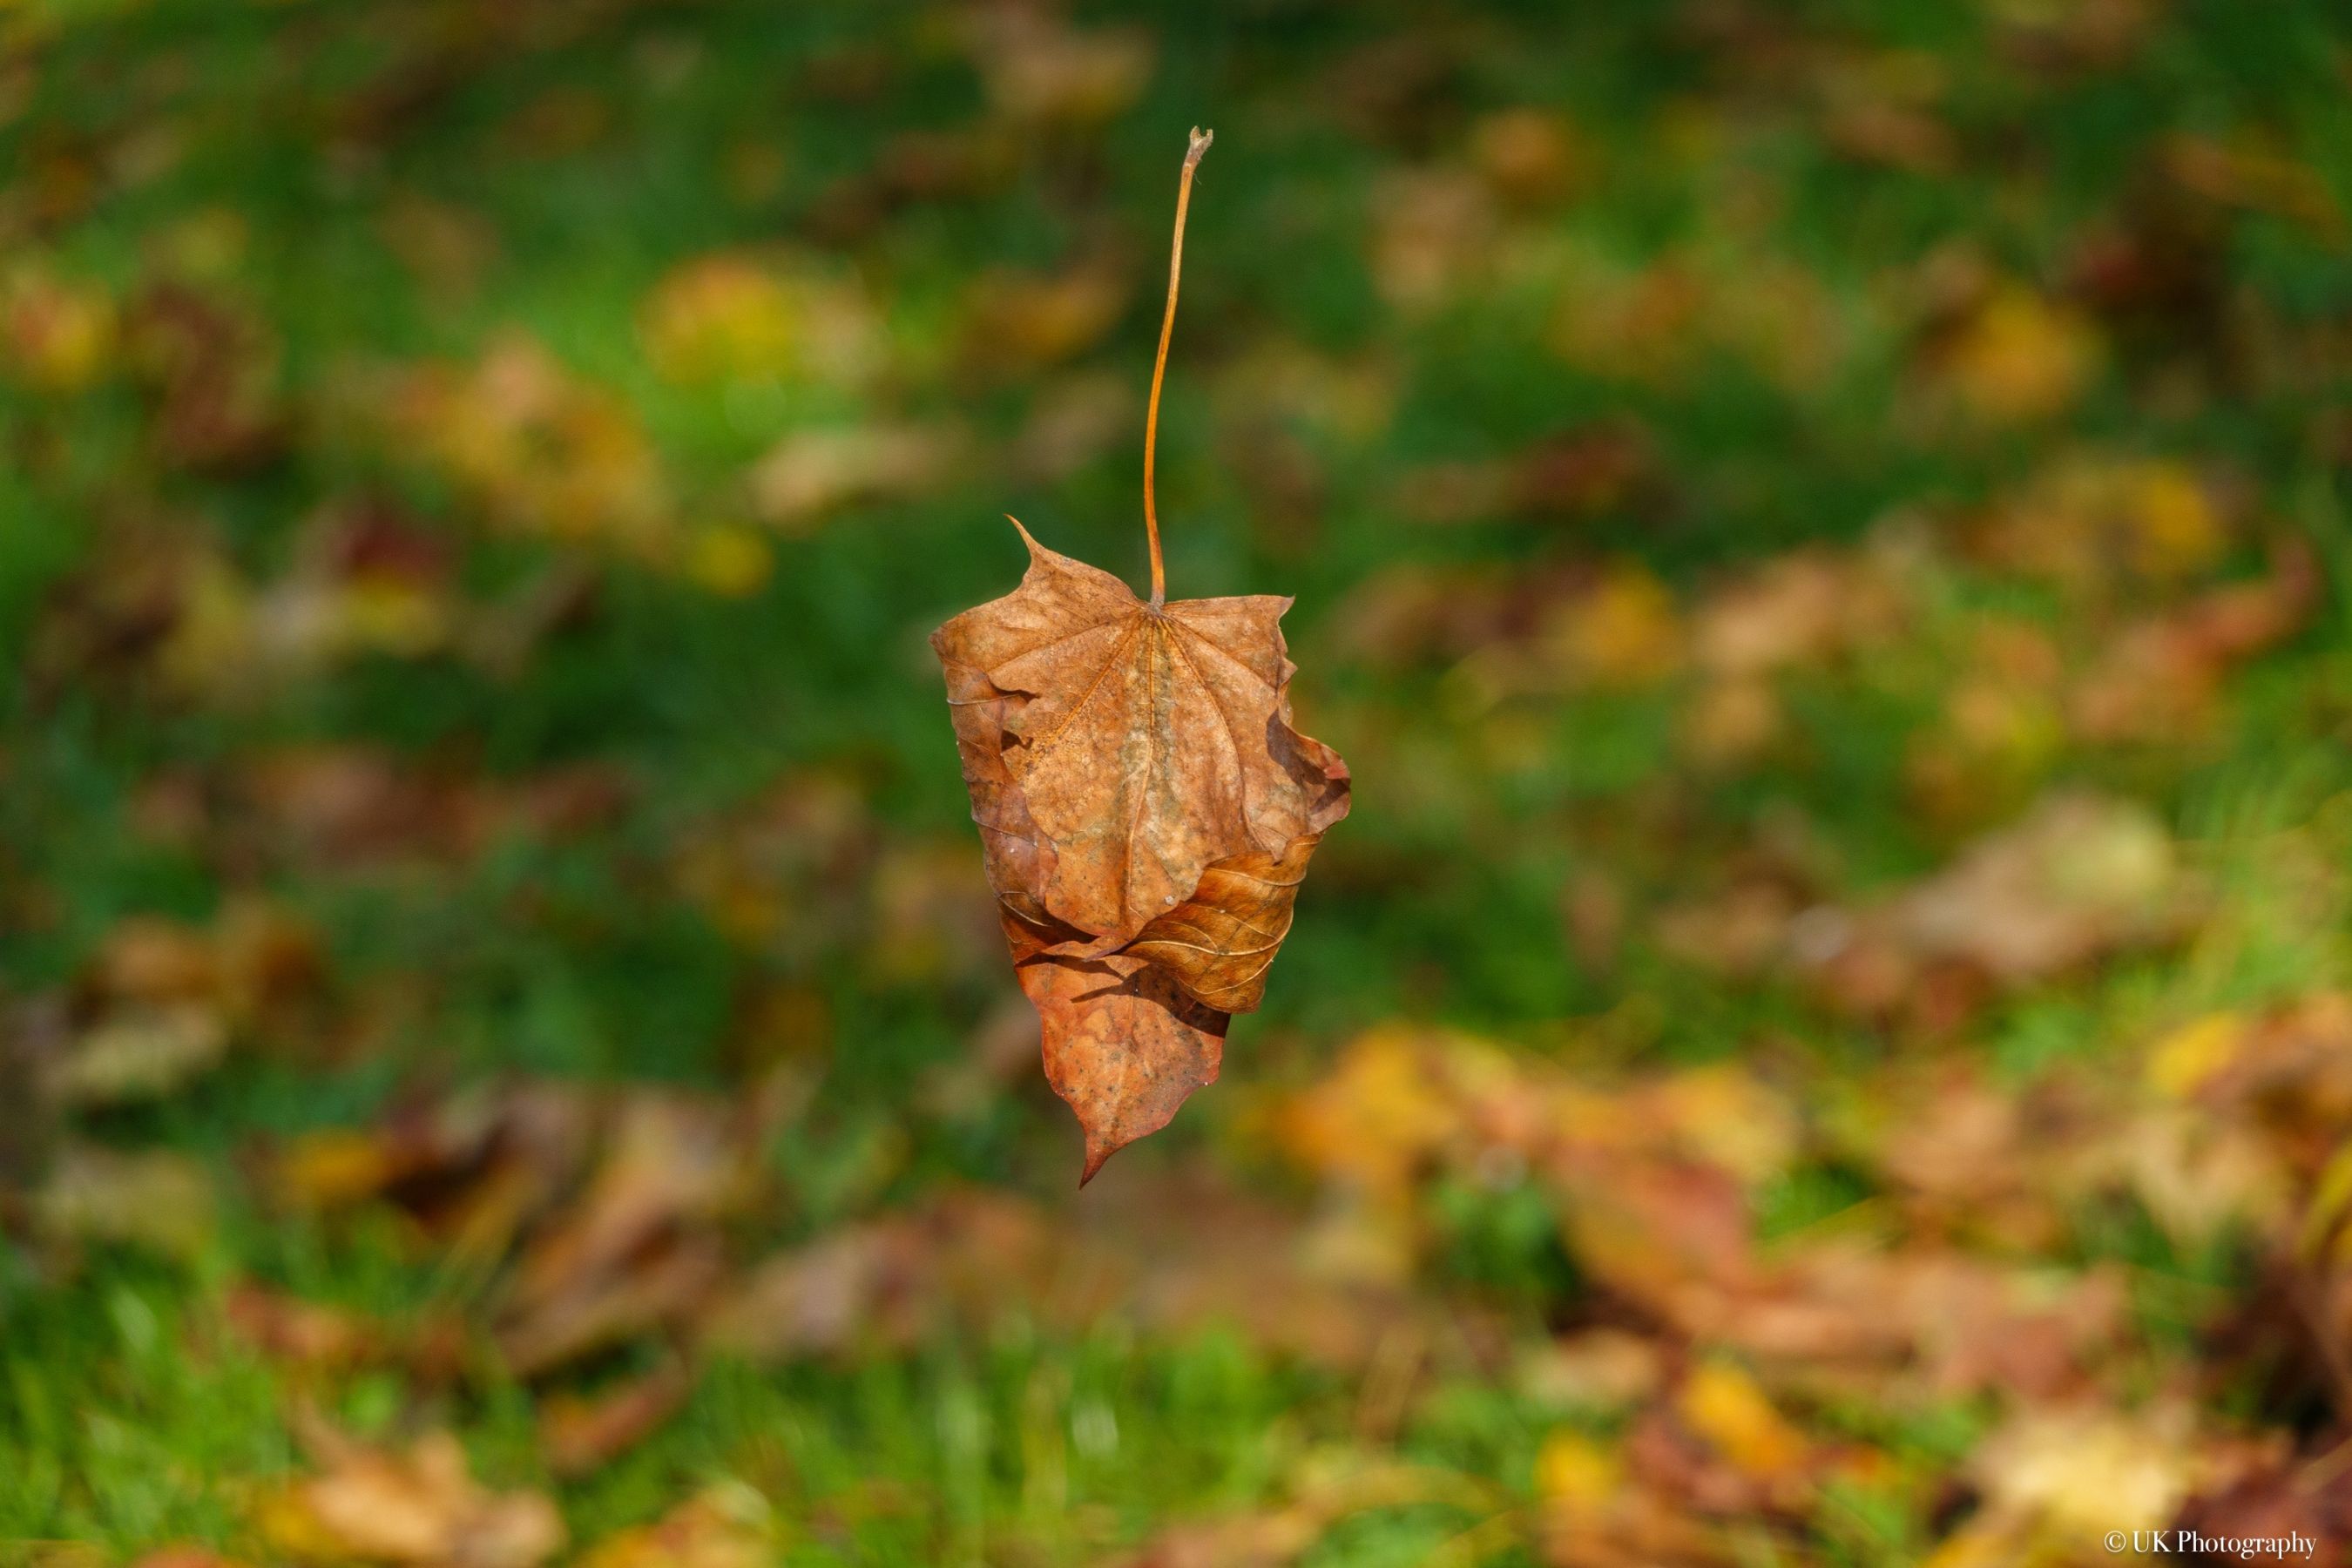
top-left (45, 1003), bottom-right (227, 1106)
top-left (260, 1428), bottom-right (563, 1568)
top-left (935, 524), bottom-right (1348, 1179)
top-left (1010, 924), bottom-right (1231, 1186)
top-left (539, 1363), bottom-right (693, 1478)
top-left (931, 134), bottom-right (1350, 1181)
top-left (576, 1485), bottom-right (774, 1568)
top-left (936, 524), bottom-right (1347, 943)
top-left (224, 1284), bottom-right (375, 1372)
top-left (35, 1143), bottom-right (217, 1260)
top-left (1126, 833), bottom-right (1324, 1013)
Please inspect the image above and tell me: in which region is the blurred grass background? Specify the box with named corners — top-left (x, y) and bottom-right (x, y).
top-left (3, 1), bottom-right (2352, 1565)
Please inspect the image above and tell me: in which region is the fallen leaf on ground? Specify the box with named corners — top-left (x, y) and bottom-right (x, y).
top-left (1673, 1362), bottom-right (1813, 1485)
top-left (498, 1234), bottom-right (727, 1377)
top-left (577, 1484), bottom-right (775, 1568)
top-left (2175, 1438), bottom-right (2352, 1565)
top-left (1972, 454), bottom-right (2233, 592)
top-left (638, 255), bottom-right (797, 384)
top-left (274, 1081), bottom-right (597, 1260)
top-left (1108, 1450), bottom-right (1499, 1568)
top-left (1370, 168), bottom-right (1499, 311)
top-left (701, 1215), bottom-right (934, 1361)
top-left (1274, 1025), bottom-right (1468, 1201)
top-left (2069, 542), bottom-right (2318, 744)
top-left (259, 1428), bottom-right (564, 1567)
top-left (1915, 280), bottom-right (2103, 425)
top-left (503, 1093), bottom-right (749, 1315)
top-left (1692, 547), bottom-right (1909, 679)
top-left (125, 280), bottom-right (286, 471)
top-left (494, 1092), bottom-right (756, 1375)
top-left (749, 422), bottom-right (963, 533)
top-left (1796, 790), bottom-right (2195, 1023)
top-left (35, 1143), bottom-right (217, 1260)
top-left (1536, 1429), bottom-right (1737, 1566)
top-left (1887, 790), bottom-right (2186, 983)
top-left (1967, 1402), bottom-right (2200, 1544)
top-left (223, 1284), bottom-right (375, 1372)
top-left (2164, 135), bottom-right (2347, 241)
top-left (44, 1004), bottom-right (226, 1106)
top-left (389, 332), bottom-right (670, 555)
top-left (706, 1174), bottom-right (1443, 1374)
top-left (1470, 107), bottom-right (1585, 208)
top-left (963, 10), bottom-right (1152, 130)
top-left (539, 1363), bottom-right (693, 1477)
top-left (961, 260), bottom-right (1131, 370)
top-left (1518, 1331), bottom-right (1664, 1414)
top-left (4, 267), bottom-right (117, 390)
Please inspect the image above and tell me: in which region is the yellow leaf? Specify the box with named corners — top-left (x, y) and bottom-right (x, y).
top-left (340, 578), bottom-right (451, 658)
top-left (1650, 1066), bottom-right (1798, 1185)
top-left (1677, 1362), bottom-right (1808, 1479)
top-left (1552, 563), bottom-right (1684, 687)
top-left (1938, 287), bottom-right (2101, 424)
top-left (2299, 1139), bottom-right (2352, 1261)
top-left (35, 1145), bottom-right (217, 1261)
top-left (578, 1484), bottom-right (774, 1568)
top-left (639, 256), bottom-right (799, 385)
top-left (1275, 1027), bottom-right (1460, 1197)
top-left (158, 556), bottom-right (259, 696)
top-left (1917, 1523), bottom-right (2024, 1568)
top-left (2126, 461), bottom-right (2225, 579)
top-left (685, 525), bottom-right (774, 598)
top-left (1533, 1429), bottom-right (1622, 1506)
top-left (2144, 1012), bottom-right (2245, 1098)
top-left (1973, 1405), bottom-right (2192, 1538)
top-left (4, 269), bottom-right (116, 390)
top-left (278, 1129), bottom-right (398, 1209)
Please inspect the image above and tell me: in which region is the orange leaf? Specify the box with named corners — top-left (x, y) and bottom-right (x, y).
top-left (935, 524), bottom-right (1347, 943)
top-left (936, 530), bottom-right (1348, 1181)
top-left (1010, 925), bottom-right (1231, 1186)
top-left (1127, 833), bottom-right (1324, 1013)
top-left (929, 134), bottom-right (1350, 1182)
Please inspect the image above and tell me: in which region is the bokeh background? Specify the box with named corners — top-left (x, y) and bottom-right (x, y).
top-left (5, 2), bottom-right (2352, 1564)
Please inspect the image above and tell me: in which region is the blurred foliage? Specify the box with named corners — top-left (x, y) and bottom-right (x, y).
top-left (3, 0), bottom-right (2352, 1564)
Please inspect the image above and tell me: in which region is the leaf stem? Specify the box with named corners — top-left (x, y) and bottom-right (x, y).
top-left (1144, 125), bottom-right (1212, 609)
